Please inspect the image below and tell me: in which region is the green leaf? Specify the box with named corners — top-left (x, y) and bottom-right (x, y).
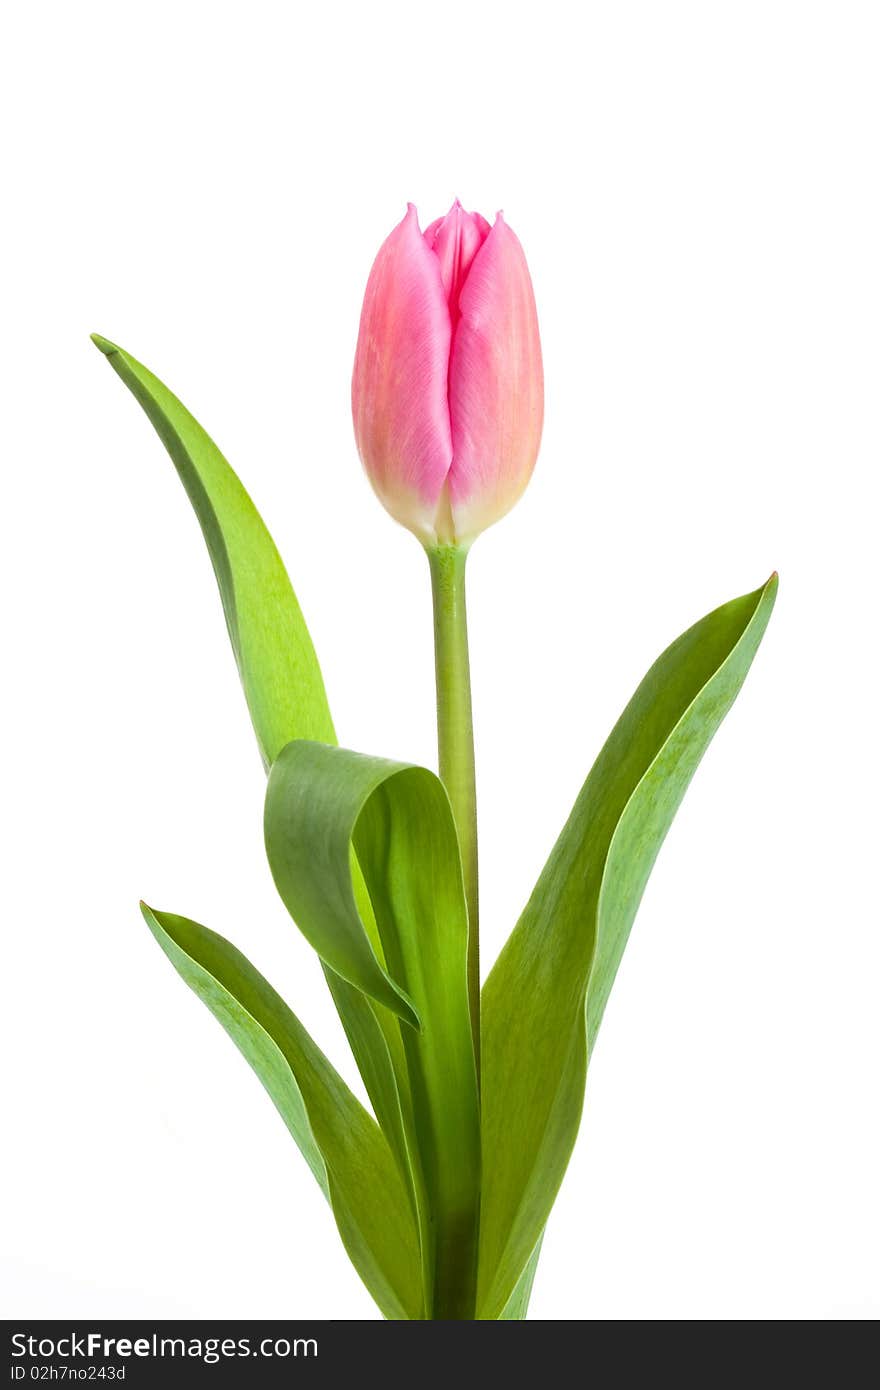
top-left (478, 574), bottom-right (778, 1318)
top-left (92, 336), bottom-right (414, 1218)
top-left (91, 334), bottom-right (334, 769)
top-left (140, 903), bottom-right (422, 1320)
top-left (265, 740), bottom-right (481, 1319)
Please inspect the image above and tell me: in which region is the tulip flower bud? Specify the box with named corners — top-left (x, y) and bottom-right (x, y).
top-left (352, 202), bottom-right (543, 546)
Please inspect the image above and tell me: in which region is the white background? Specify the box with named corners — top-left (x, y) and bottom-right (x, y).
top-left (2, 1), bottom-right (877, 1321)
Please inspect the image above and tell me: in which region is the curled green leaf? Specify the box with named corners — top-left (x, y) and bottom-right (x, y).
top-left (266, 745), bottom-right (420, 1028)
top-left (265, 740), bottom-right (481, 1319)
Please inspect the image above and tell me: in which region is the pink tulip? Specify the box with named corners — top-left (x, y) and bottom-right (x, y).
top-left (352, 202), bottom-right (543, 546)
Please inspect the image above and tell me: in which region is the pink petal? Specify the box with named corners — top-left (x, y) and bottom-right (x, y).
top-left (352, 204), bottom-right (453, 540)
top-left (424, 201), bottom-right (491, 330)
top-left (447, 215), bottom-right (544, 539)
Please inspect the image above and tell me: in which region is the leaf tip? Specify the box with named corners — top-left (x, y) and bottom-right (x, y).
top-left (91, 332), bottom-right (119, 357)
top-left (400, 1000), bottom-right (422, 1033)
top-left (383, 979), bottom-right (421, 1032)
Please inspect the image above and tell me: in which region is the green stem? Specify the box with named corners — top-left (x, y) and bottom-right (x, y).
top-left (428, 542), bottom-right (480, 1081)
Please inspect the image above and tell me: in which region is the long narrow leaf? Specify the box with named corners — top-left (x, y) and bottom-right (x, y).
top-left (92, 335), bottom-right (333, 768)
top-left (265, 741), bottom-right (481, 1319)
top-left (141, 904), bottom-right (422, 1320)
top-left (478, 575), bottom-right (777, 1317)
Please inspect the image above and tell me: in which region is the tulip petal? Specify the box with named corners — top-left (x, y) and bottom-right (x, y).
top-left (352, 205), bottom-right (453, 541)
top-left (447, 215), bottom-right (544, 541)
top-left (424, 201), bottom-right (491, 329)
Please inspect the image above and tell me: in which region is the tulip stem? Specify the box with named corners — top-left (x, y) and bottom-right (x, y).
top-left (428, 542), bottom-right (480, 1082)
